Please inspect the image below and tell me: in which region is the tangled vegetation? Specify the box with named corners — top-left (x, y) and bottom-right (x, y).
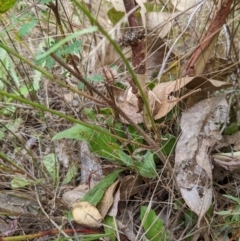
top-left (0, 0), bottom-right (240, 240)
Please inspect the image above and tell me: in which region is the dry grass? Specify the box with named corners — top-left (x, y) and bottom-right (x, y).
top-left (0, 0), bottom-right (240, 240)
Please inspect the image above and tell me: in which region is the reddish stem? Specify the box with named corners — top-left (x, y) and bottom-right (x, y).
top-left (122, 0), bottom-right (145, 74)
top-left (185, 0), bottom-right (233, 76)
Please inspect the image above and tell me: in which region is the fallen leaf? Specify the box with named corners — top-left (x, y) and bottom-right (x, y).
top-left (212, 152), bottom-right (240, 171)
top-left (119, 175), bottom-right (143, 201)
top-left (175, 95), bottom-right (229, 224)
top-left (116, 76), bottom-right (230, 123)
top-left (63, 184), bottom-right (90, 208)
top-left (81, 141), bottom-right (103, 184)
top-left (185, 77), bottom-right (231, 107)
top-left (108, 187), bottom-right (121, 217)
top-left (151, 76), bottom-right (194, 119)
top-left (97, 180), bottom-right (120, 218)
top-left (214, 131), bottom-right (240, 151)
top-left (72, 201), bottom-right (102, 228)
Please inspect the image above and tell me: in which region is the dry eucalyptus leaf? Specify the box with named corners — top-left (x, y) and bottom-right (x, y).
top-left (108, 188), bottom-right (120, 217)
top-left (116, 87), bottom-right (143, 124)
top-left (185, 77), bottom-right (231, 90)
top-left (214, 131), bottom-right (240, 151)
top-left (55, 142), bottom-right (69, 168)
top-left (212, 152), bottom-right (240, 172)
top-left (185, 77), bottom-right (231, 107)
top-left (119, 175), bottom-right (143, 201)
top-left (97, 180), bottom-right (120, 218)
top-left (152, 76), bottom-right (230, 119)
top-left (116, 219), bottom-right (136, 241)
top-left (72, 201), bottom-right (102, 228)
top-left (116, 76), bottom-right (229, 123)
top-left (116, 77), bottom-right (192, 124)
top-left (151, 76), bottom-right (194, 119)
top-left (81, 142), bottom-right (103, 185)
top-left (63, 181), bottom-right (99, 208)
top-left (175, 95), bottom-right (229, 223)
top-left (63, 184), bottom-right (89, 208)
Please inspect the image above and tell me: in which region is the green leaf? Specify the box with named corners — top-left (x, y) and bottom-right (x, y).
top-left (19, 17), bottom-right (37, 37)
top-left (6, 118), bottom-right (22, 132)
top-left (0, 0), bottom-right (16, 13)
top-left (223, 194), bottom-right (240, 205)
top-left (0, 130), bottom-right (4, 140)
top-left (184, 209), bottom-right (198, 228)
top-left (35, 38), bottom-right (56, 68)
top-left (144, 2), bottom-right (160, 12)
top-left (135, 151), bottom-right (157, 178)
top-left (107, 8), bottom-right (125, 25)
top-left (119, 151), bottom-right (157, 178)
top-left (119, 150), bottom-right (134, 167)
top-left (52, 124), bottom-right (121, 161)
top-left (160, 133), bottom-right (177, 155)
top-left (52, 124), bottom-right (92, 140)
top-left (225, 123), bottom-right (238, 135)
top-left (87, 74), bottom-right (104, 83)
top-left (216, 210), bottom-right (232, 216)
top-left (11, 177), bottom-right (30, 188)
top-left (140, 206), bottom-right (169, 241)
top-left (78, 81), bottom-right (84, 90)
top-left (82, 108), bottom-right (97, 120)
top-left (60, 40), bottom-right (82, 55)
top-left (11, 177), bottom-right (42, 188)
top-left (82, 169), bottom-right (123, 206)
top-left (89, 131), bottom-right (121, 160)
top-left (36, 26), bottom-right (98, 60)
top-left (63, 163), bottom-right (78, 184)
top-left (42, 153), bottom-right (59, 182)
top-left (127, 125), bottom-right (144, 151)
top-left (40, 0), bottom-right (53, 3)
top-left (104, 216), bottom-right (116, 241)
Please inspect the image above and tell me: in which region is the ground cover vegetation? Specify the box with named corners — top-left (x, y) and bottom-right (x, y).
top-left (0, 0), bottom-right (240, 240)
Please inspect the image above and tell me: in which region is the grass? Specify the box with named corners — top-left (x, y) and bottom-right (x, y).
top-left (0, 0), bottom-right (240, 240)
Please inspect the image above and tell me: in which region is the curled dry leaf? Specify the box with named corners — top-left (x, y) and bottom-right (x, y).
top-left (81, 142), bottom-right (103, 185)
top-left (116, 76), bottom-right (230, 123)
top-left (116, 87), bottom-right (143, 124)
top-left (108, 187), bottom-right (120, 217)
top-left (214, 131), bottom-right (240, 151)
top-left (150, 77), bottom-right (193, 119)
top-left (119, 175), bottom-right (143, 201)
top-left (97, 180), bottom-right (120, 218)
top-left (152, 76), bottom-right (230, 119)
top-left (175, 95), bottom-right (229, 223)
top-left (63, 184), bottom-right (89, 208)
top-left (72, 201), bottom-right (103, 228)
top-left (185, 77), bottom-right (231, 107)
top-left (212, 152), bottom-right (240, 172)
